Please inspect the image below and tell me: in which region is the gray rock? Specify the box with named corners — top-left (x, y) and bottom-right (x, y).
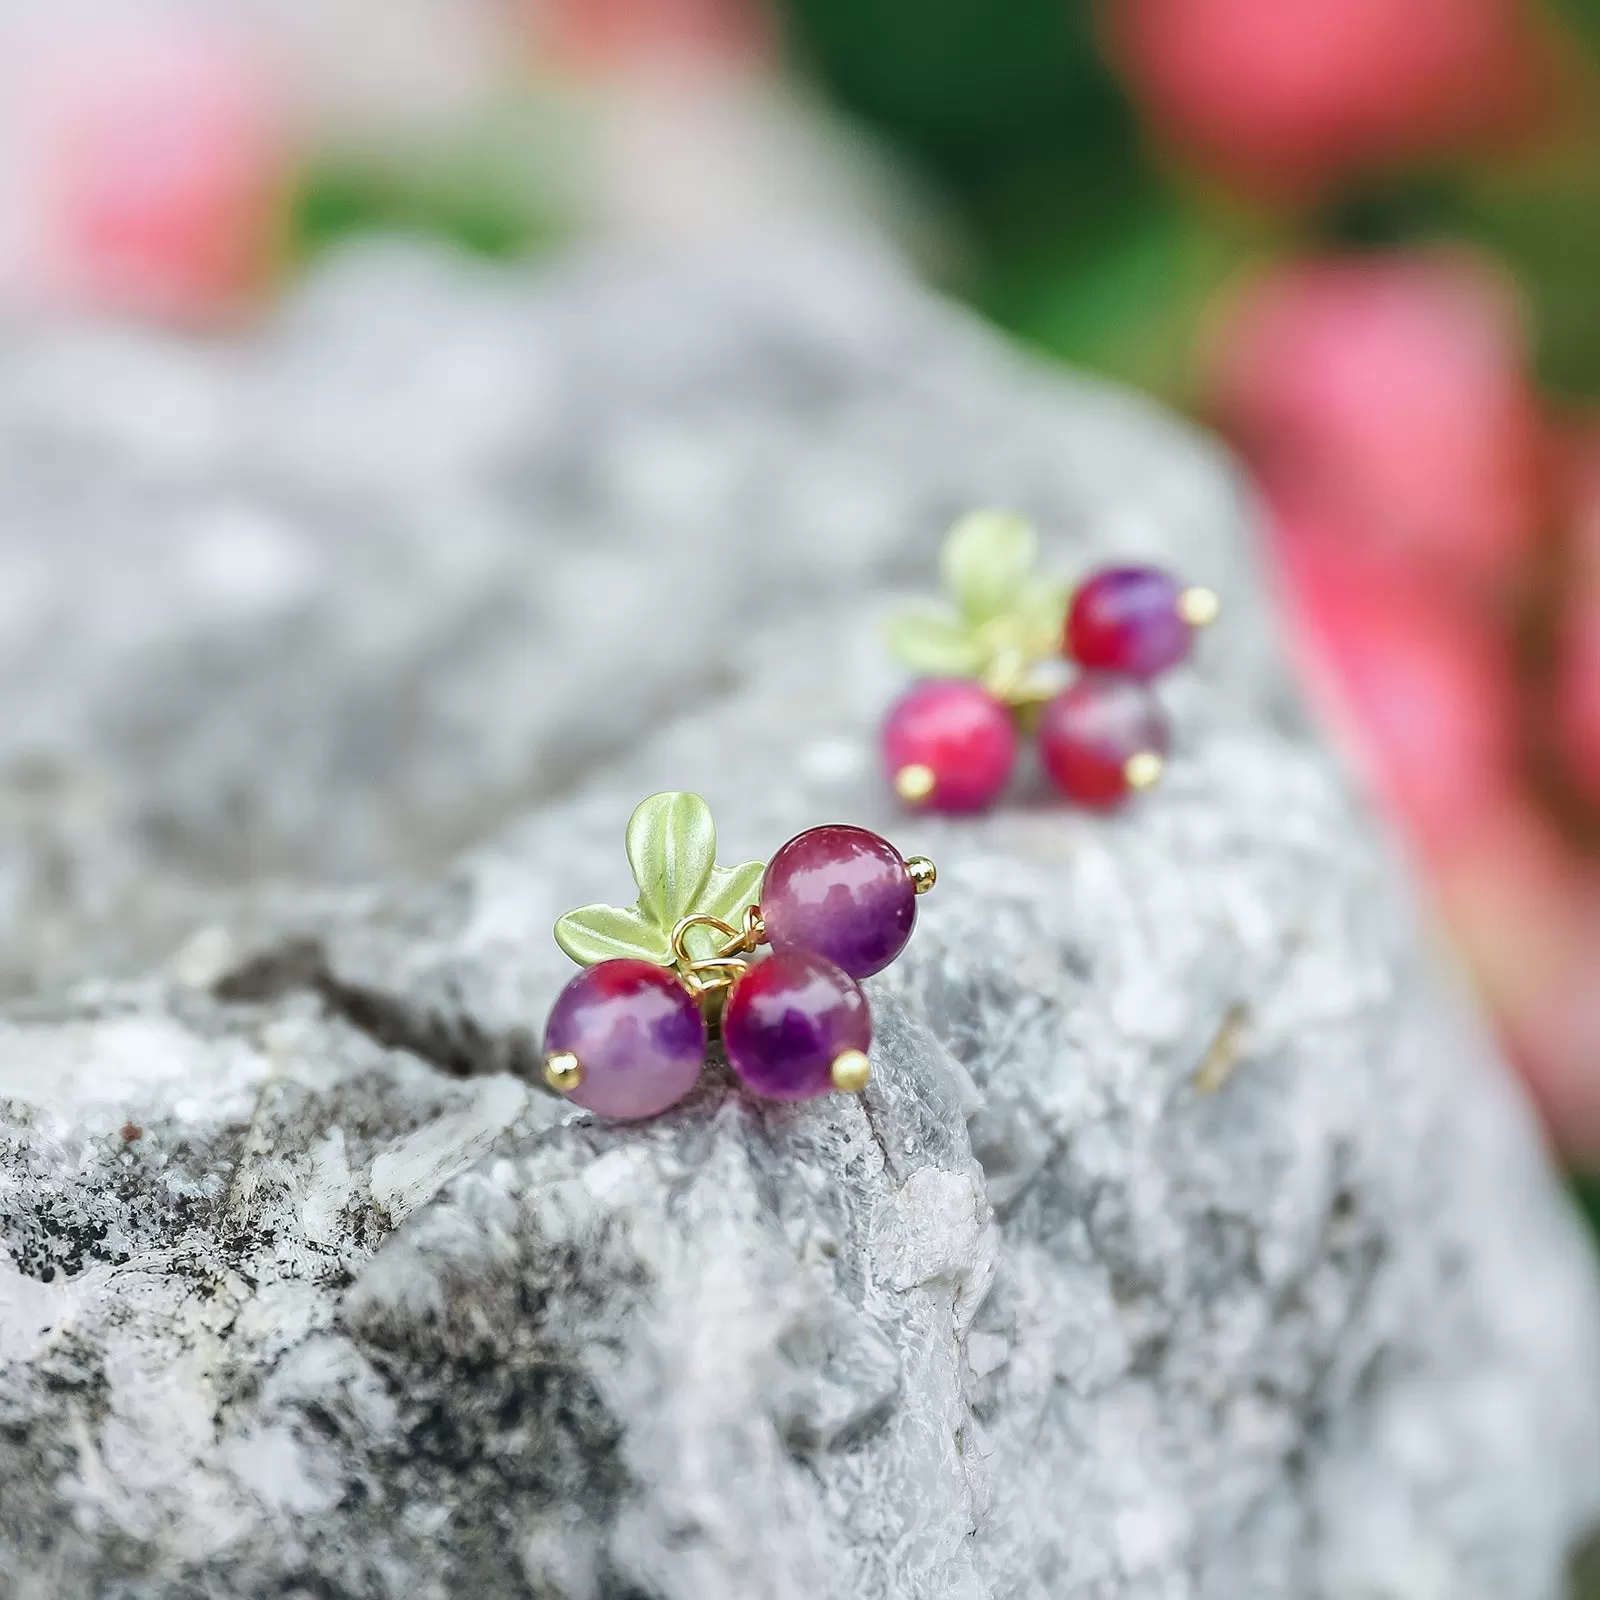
top-left (0, 237), bottom-right (1272, 996)
top-left (0, 240), bottom-right (1597, 1600)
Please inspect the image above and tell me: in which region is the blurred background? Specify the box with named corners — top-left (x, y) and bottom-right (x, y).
top-left (1, 2), bottom-right (1598, 1187)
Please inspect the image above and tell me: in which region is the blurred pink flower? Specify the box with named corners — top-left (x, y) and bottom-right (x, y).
top-left (1207, 251), bottom-right (1549, 592)
top-left (1433, 793), bottom-right (1600, 1154)
top-left (6, 26), bottom-right (294, 325)
top-left (1556, 429), bottom-right (1600, 807)
top-left (1267, 490), bottom-right (1600, 1156)
top-left (1109, 0), bottom-right (1545, 197)
top-left (1251, 390), bottom-right (1600, 1160)
top-left (1269, 510), bottom-right (1521, 858)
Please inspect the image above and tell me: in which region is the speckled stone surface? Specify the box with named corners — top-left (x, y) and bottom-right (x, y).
top-left (0, 240), bottom-right (1597, 1600)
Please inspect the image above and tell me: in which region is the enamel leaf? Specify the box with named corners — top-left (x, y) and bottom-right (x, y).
top-left (554, 903), bottom-right (674, 968)
top-left (885, 608), bottom-right (986, 677)
top-left (555, 794), bottom-right (769, 972)
top-left (1015, 576), bottom-right (1072, 655)
top-left (940, 511), bottom-right (1037, 625)
top-left (699, 859), bottom-right (765, 924)
top-left (626, 791), bottom-right (717, 927)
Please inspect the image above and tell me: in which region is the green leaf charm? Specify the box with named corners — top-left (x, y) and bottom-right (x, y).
top-left (884, 609), bottom-right (986, 677)
top-left (885, 511), bottom-right (1069, 707)
top-left (698, 859), bottom-right (766, 927)
top-left (554, 904), bottom-right (673, 967)
top-left (941, 511), bottom-right (1037, 624)
top-left (553, 792), bottom-right (766, 970)
top-left (626, 791), bottom-right (717, 926)
top-left (1016, 575), bottom-right (1073, 648)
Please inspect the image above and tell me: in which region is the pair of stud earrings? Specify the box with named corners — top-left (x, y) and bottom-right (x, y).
top-left (541, 514), bottom-right (1216, 1121)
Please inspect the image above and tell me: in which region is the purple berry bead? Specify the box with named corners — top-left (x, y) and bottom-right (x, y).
top-left (1037, 673), bottom-right (1171, 810)
top-left (543, 959), bottom-right (707, 1120)
top-left (881, 678), bottom-right (1017, 814)
top-left (722, 950), bottom-right (872, 1101)
top-left (761, 824), bottom-right (916, 980)
top-left (1066, 565), bottom-right (1215, 680)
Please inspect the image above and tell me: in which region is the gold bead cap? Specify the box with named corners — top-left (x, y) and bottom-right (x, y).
top-left (894, 764), bottom-right (936, 804)
top-left (1124, 751), bottom-right (1165, 791)
top-left (544, 1051), bottom-right (583, 1093)
top-left (831, 1050), bottom-right (871, 1094)
top-left (1177, 586), bottom-right (1220, 628)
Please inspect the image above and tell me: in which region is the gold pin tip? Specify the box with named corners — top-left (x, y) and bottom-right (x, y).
top-left (1124, 751), bottom-right (1165, 791)
top-left (1178, 585), bottom-right (1220, 628)
top-left (544, 1051), bottom-right (583, 1094)
top-left (905, 855), bottom-right (938, 895)
top-left (831, 1049), bottom-right (872, 1094)
top-left (894, 763), bottom-right (936, 804)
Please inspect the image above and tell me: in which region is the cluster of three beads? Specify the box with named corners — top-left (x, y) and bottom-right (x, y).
top-left (542, 793), bottom-right (936, 1120)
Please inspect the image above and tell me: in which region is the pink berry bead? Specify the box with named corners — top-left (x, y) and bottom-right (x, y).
top-left (543, 959), bottom-right (706, 1119)
top-left (1066, 565), bottom-right (1215, 679)
top-left (882, 678), bottom-right (1017, 814)
top-left (761, 824), bottom-right (916, 980)
top-left (1038, 673), bottom-right (1172, 810)
top-left (722, 951), bottom-right (872, 1101)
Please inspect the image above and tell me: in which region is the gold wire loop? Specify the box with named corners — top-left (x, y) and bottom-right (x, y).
top-left (668, 907), bottom-right (770, 998)
top-left (676, 959), bottom-right (746, 999)
top-left (735, 902), bottom-right (767, 951)
top-left (670, 912), bottom-right (740, 968)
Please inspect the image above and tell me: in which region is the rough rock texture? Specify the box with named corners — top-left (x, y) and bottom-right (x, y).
top-left (0, 240), bottom-right (1597, 1600)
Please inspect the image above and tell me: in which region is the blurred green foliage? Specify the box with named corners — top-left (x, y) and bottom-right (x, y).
top-left (1449, 159), bottom-right (1600, 399)
top-left (291, 109), bottom-right (561, 265)
top-left (776, 0), bottom-right (1127, 190)
top-left (294, 163), bottom-right (544, 262)
top-left (777, 0), bottom-right (1600, 410)
top-left (1553, 0), bottom-right (1600, 46)
top-left (781, 0), bottom-right (1215, 399)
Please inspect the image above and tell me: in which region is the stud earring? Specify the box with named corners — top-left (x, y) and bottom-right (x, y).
top-left (541, 792), bottom-right (935, 1120)
top-left (882, 512), bottom-right (1218, 813)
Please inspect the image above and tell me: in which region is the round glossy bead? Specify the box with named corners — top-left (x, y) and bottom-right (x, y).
top-left (1037, 673), bottom-right (1172, 810)
top-left (543, 959), bottom-right (706, 1120)
top-left (761, 824), bottom-right (915, 980)
top-left (722, 951), bottom-right (872, 1102)
top-left (1066, 565), bottom-right (1194, 679)
top-left (882, 677), bottom-right (1017, 815)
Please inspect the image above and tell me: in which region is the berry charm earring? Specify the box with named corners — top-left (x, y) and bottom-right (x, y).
top-left (883, 512), bottom-right (1218, 812)
top-left (541, 793), bottom-right (936, 1120)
